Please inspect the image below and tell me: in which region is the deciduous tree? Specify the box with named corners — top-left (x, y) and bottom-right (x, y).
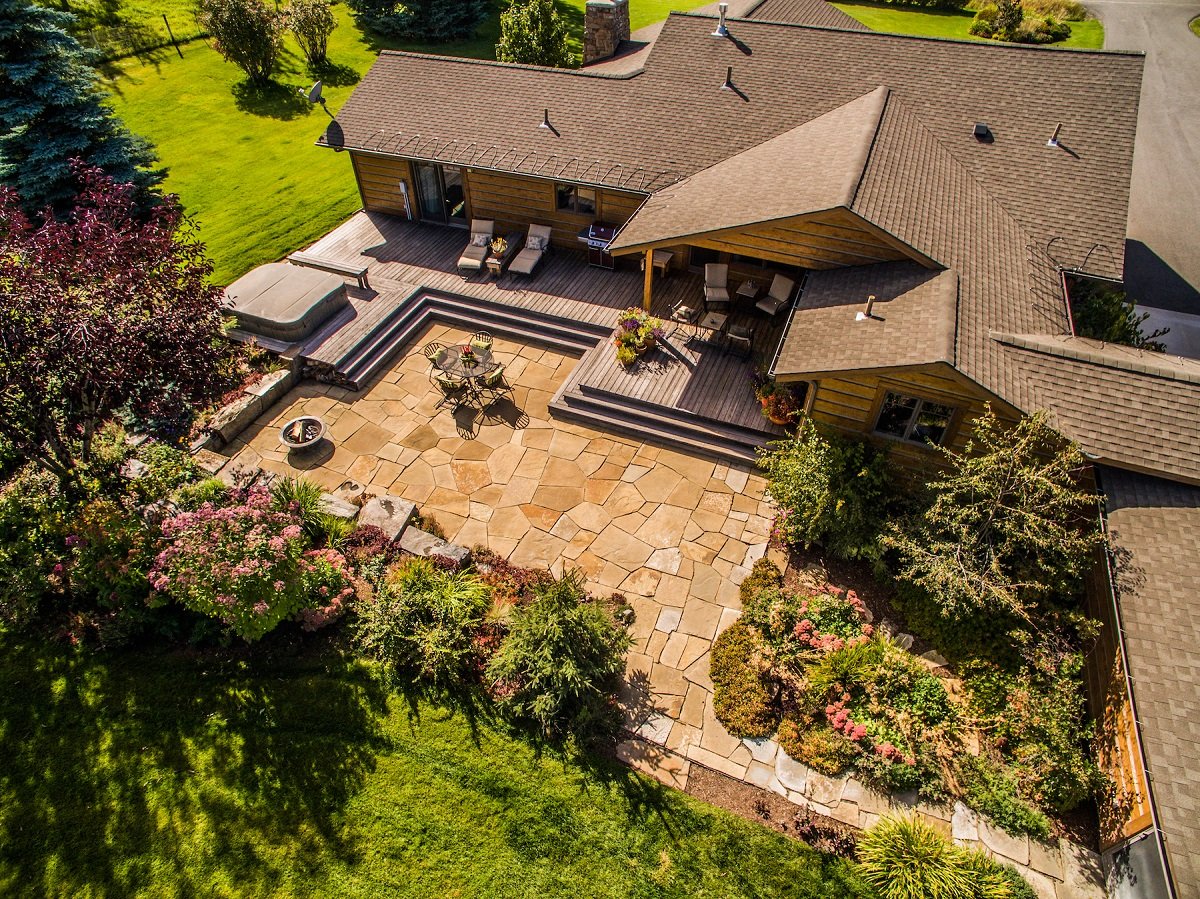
top-left (197, 0), bottom-right (285, 86)
top-left (496, 0), bottom-right (574, 68)
top-left (287, 0), bottom-right (336, 67)
top-left (0, 0), bottom-right (162, 213)
top-left (885, 408), bottom-right (1101, 624)
top-left (0, 165), bottom-right (227, 487)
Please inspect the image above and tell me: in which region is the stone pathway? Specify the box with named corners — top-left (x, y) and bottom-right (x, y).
top-left (224, 323), bottom-right (1102, 899)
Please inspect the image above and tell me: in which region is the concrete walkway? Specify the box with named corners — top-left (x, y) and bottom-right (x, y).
top-left (1090, 0), bottom-right (1200, 312)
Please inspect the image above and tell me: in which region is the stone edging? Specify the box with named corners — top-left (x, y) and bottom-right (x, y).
top-left (615, 733), bottom-right (1104, 899)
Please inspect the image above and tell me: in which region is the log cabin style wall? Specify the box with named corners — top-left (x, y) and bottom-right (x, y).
top-left (785, 363), bottom-right (1015, 476)
top-left (352, 153), bottom-right (414, 217)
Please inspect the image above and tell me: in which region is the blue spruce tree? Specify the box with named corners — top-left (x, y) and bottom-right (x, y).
top-left (0, 0), bottom-right (163, 213)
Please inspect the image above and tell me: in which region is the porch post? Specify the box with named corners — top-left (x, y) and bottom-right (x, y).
top-left (642, 248), bottom-right (654, 312)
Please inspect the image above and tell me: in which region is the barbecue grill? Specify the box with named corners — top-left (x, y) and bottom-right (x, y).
top-left (578, 222), bottom-right (616, 270)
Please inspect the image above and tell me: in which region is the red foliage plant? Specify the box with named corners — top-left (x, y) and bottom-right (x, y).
top-left (0, 163), bottom-right (227, 486)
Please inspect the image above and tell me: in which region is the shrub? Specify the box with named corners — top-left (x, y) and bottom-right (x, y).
top-left (149, 487), bottom-right (335, 641)
top-left (294, 547), bottom-right (354, 631)
top-left (341, 524), bottom-right (399, 586)
top-left (486, 569), bottom-right (630, 740)
top-left (0, 466), bottom-right (69, 627)
top-left (966, 653), bottom-right (1105, 812)
top-left (495, 0), bottom-right (574, 67)
top-left (857, 815), bottom-right (976, 899)
top-left (353, 556), bottom-right (489, 687)
top-left (957, 755), bottom-right (1051, 840)
top-left (710, 621), bottom-right (780, 738)
top-left (130, 442), bottom-right (200, 504)
top-left (742, 580), bottom-right (874, 665)
top-left (473, 547), bottom-right (554, 606)
top-left (286, 0), bottom-right (335, 66)
top-left (778, 719), bottom-right (858, 775)
top-left (173, 477), bottom-right (229, 510)
top-left (197, 0), bottom-right (285, 86)
top-left (739, 557), bottom-right (784, 606)
top-left (65, 498), bottom-right (155, 611)
top-left (758, 420), bottom-right (891, 561)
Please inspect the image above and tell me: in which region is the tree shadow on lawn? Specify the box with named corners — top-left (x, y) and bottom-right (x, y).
top-left (0, 634), bottom-right (390, 897)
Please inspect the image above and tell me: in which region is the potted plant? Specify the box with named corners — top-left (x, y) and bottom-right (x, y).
top-left (753, 373), bottom-right (801, 425)
top-left (490, 236), bottom-right (508, 258)
top-left (613, 307), bottom-right (665, 363)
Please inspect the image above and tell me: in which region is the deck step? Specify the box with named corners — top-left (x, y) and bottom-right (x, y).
top-left (550, 389), bottom-right (764, 465)
top-left (312, 290), bottom-right (603, 390)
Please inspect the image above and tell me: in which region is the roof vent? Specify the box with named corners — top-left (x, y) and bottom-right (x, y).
top-left (539, 108), bottom-right (559, 136)
top-left (973, 122), bottom-right (992, 143)
top-left (855, 294), bottom-right (877, 321)
top-left (720, 66), bottom-right (734, 91)
top-left (711, 2), bottom-right (729, 37)
top-left (1047, 122), bottom-right (1063, 148)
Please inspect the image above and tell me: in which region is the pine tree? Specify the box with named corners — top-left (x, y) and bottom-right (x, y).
top-left (345, 0), bottom-right (486, 42)
top-left (496, 0), bottom-right (574, 68)
top-left (0, 0), bottom-right (162, 213)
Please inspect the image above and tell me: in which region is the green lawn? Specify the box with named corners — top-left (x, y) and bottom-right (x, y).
top-left (831, 1), bottom-right (1104, 48)
top-left (0, 634), bottom-right (868, 898)
top-left (100, 0), bottom-right (706, 284)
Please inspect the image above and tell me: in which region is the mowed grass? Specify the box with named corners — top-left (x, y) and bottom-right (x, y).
top-left (100, 0), bottom-right (707, 284)
top-left (832, 1), bottom-right (1104, 48)
top-left (0, 634), bottom-right (869, 898)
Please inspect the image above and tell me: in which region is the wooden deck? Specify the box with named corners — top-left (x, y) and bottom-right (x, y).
top-left (299, 211), bottom-right (785, 439)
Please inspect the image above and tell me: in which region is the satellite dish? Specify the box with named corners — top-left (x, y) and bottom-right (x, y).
top-left (306, 81), bottom-right (324, 104)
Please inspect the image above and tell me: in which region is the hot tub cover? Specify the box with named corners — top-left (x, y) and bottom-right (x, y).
top-left (224, 263), bottom-right (348, 343)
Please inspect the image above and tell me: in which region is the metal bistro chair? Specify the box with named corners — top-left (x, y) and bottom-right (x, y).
top-left (469, 330), bottom-right (494, 354)
top-left (726, 321), bottom-right (754, 359)
top-left (421, 341), bottom-right (447, 382)
top-left (476, 362), bottom-right (511, 409)
top-left (434, 372), bottom-right (467, 410)
top-left (668, 296), bottom-right (701, 340)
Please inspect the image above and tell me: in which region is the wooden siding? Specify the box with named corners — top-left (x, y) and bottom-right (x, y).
top-left (1084, 551), bottom-right (1156, 848)
top-left (612, 208), bottom-right (936, 271)
top-left (352, 153), bottom-right (413, 217)
top-left (796, 362), bottom-right (1013, 476)
top-left (465, 169), bottom-right (645, 251)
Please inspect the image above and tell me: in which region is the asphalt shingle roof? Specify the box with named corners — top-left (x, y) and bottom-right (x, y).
top-left (746, 0), bottom-right (869, 30)
top-left (1098, 466), bottom-right (1200, 895)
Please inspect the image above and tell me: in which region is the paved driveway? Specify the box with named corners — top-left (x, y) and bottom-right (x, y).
top-left (1090, 0), bottom-right (1200, 312)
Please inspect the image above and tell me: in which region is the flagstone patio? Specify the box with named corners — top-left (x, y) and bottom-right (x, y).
top-left (223, 323), bottom-right (773, 775)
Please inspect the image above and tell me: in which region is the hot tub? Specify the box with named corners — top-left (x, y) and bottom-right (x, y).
top-left (224, 263), bottom-right (349, 343)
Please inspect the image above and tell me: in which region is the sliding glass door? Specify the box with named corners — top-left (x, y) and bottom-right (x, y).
top-left (413, 162), bottom-right (467, 227)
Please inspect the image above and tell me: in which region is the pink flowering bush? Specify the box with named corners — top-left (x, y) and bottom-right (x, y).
top-left (150, 487), bottom-right (353, 641)
top-left (742, 575), bottom-right (873, 665)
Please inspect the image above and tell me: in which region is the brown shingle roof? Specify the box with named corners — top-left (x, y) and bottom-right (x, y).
top-left (608, 86), bottom-right (891, 252)
top-left (774, 264), bottom-right (958, 376)
top-left (1098, 466), bottom-right (1200, 895)
top-left (746, 0), bottom-right (869, 30)
top-left (325, 13), bottom-right (1143, 276)
top-left (993, 335), bottom-right (1200, 484)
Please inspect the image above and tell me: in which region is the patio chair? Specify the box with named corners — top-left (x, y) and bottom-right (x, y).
top-left (469, 331), bottom-right (494, 353)
top-left (457, 219), bottom-right (494, 272)
top-left (755, 274), bottom-right (797, 316)
top-left (434, 372), bottom-right (467, 410)
top-left (668, 296), bottom-right (700, 338)
top-left (726, 321), bottom-right (753, 359)
top-left (704, 263), bottom-right (731, 312)
top-left (509, 224), bottom-right (553, 276)
top-left (476, 363), bottom-right (512, 409)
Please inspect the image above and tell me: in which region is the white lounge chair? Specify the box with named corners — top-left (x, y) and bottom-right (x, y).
top-left (704, 263), bottom-right (730, 311)
top-left (510, 223), bottom-right (553, 276)
top-left (755, 274), bottom-right (797, 316)
top-left (457, 219), bottom-right (494, 272)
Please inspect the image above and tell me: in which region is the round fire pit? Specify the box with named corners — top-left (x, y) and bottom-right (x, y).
top-left (280, 415), bottom-right (327, 452)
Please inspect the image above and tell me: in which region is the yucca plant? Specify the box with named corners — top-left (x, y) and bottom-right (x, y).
top-left (856, 815), bottom-right (977, 899)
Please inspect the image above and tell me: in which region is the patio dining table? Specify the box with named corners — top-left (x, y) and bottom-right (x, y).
top-left (437, 345), bottom-right (495, 380)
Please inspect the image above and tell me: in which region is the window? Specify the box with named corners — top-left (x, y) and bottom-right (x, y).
top-left (873, 392), bottom-right (955, 446)
top-left (556, 183), bottom-right (596, 215)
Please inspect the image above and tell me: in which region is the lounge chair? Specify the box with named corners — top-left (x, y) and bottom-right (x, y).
top-left (457, 219), bottom-right (494, 272)
top-left (704, 263), bottom-right (731, 311)
top-left (509, 224), bottom-right (553, 276)
top-left (755, 274), bottom-right (797, 316)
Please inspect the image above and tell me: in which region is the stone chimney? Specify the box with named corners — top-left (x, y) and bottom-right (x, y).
top-left (583, 0), bottom-right (631, 65)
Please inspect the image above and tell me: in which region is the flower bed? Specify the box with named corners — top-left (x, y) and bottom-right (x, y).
top-left (613, 307), bottom-right (665, 368)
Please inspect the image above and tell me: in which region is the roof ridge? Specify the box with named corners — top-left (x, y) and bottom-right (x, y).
top-left (992, 332), bottom-right (1200, 386)
top-left (847, 86), bottom-right (890, 209)
top-left (374, 49), bottom-right (643, 81)
top-left (673, 9), bottom-right (1146, 57)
